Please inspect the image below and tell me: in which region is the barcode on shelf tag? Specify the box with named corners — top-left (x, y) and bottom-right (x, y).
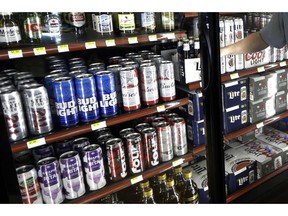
top-left (33, 47), bottom-right (46, 55)
top-left (128, 37), bottom-right (138, 44)
top-left (172, 158), bottom-right (184, 167)
top-left (8, 50), bottom-right (23, 59)
top-left (85, 41), bottom-right (96, 49)
top-left (57, 45), bottom-right (69, 53)
top-left (131, 175), bottom-right (143, 185)
top-left (256, 122), bottom-right (264, 129)
top-left (230, 73), bottom-right (239, 80)
top-left (157, 105), bottom-right (166, 113)
top-left (106, 39), bottom-right (116, 47)
top-left (27, 137), bottom-right (46, 149)
top-left (91, 121), bottom-right (107, 131)
top-left (257, 66), bottom-right (265, 72)
top-left (165, 33), bottom-right (175, 39)
top-left (280, 61), bottom-right (287, 67)
top-left (148, 35), bottom-right (157, 41)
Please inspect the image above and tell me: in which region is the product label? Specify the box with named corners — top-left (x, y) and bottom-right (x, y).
top-left (118, 14), bottom-right (135, 31)
top-left (0, 26), bottom-right (22, 43)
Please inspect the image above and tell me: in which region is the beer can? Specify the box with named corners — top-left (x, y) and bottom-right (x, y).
top-left (165, 112), bottom-right (179, 122)
top-left (53, 77), bottom-right (79, 127)
top-left (70, 65), bottom-right (87, 74)
top-left (82, 144), bottom-right (106, 191)
top-left (119, 127), bottom-right (135, 139)
top-left (107, 64), bottom-right (123, 108)
top-left (93, 127), bottom-right (112, 138)
top-left (156, 122), bottom-right (174, 162)
top-left (0, 89), bottom-right (28, 142)
top-left (108, 56), bottom-right (123, 65)
top-left (152, 116), bottom-right (166, 127)
top-left (13, 150), bottom-right (34, 168)
top-left (36, 157), bottom-right (64, 204)
top-left (125, 52), bottom-right (138, 58)
top-left (118, 58), bottom-right (132, 65)
top-left (0, 76), bottom-right (12, 83)
top-left (170, 117), bottom-right (188, 156)
top-left (59, 151), bottom-right (86, 199)
top-left (68, 58), bottom-right (86, 69)
top-left (88, 62), bottom-right (106, 75)
top-left (120, 66), bottom-right (141, 111)
top-left (219, 19), bottom-right (226, 74)
top-left (72, 137), bottom-right (91, 156)
top-left (14, 74), bottom-right (35, 86)
top-left (158, 60), bottom-right (176, 101)
top-left (150, 54), bottom-right (163, 69)
top-left (16, 79), bottom-right (38, 91)
top-left (106, 138), bottom-right (127, 181)
top-left (1, 69), bottom-right (18, 79)
top-left (135, 122), bottom-right (150, 133)
top-left (68, 70), bottom-right (86, 79)
top-left (49, 63), bottom-right (69, 72)
top-left (16, 165), bottom-right (43, 204)
top-left (32, 144), bottom-right (55, 163)
top-left (49, 68), bottom-right (69, 75)
top-left (146, 52), bottom-right (156, 60)
top-left (143, 113), bottom-right (157, 123)
top-left (138, 50), bottom-right (151, 60)
top-left (139, 63), bottom-right (159, 106)
top-left (234, 18), bottom-right (244, 70)
top-left (125, 133), bottom-right (145, 174)
top-left (131, 54), bottom-right (144, 65)
top-left (122, 61), bottom-right (139, 69)
top-left (54, 139), bottom-right (74, 157)
top-left (141, 127), bottom-right (159, 168)
top-left (22, 83), bottom-right (54, 135)
top-left (75, 73), bottom-right (100, 122)
top-left (224, 18), bottom-right (235, 72)
top-left (95, 71), bottom-right (118, 117)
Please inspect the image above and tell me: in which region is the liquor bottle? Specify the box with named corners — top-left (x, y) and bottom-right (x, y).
top-left (142, 187), bottom-right (156, 204)
top-left (194, 37), bottom-right (200, 58)
top-left (174, 166), bottom-right (185, 203)
top-left (91, 12), bottom-right (113, 36)
top-left (183, 39), bottom-right (191, 59)
top-left (23, 12), bottom-right (42, 44)
top-left (115, 12), bottom-right (136, 35)
top-left (153, 172), bottom-right (167, 203)
top-left (42, 12), bottom-right (62, 43)
top-left (135, 180), bottom-right (150, 203)
top-left (0, 12), bottom-right (22, 47)
top-left (140, 12), bottom-right (156, 33)
top-left (67, 12), bottom-right (86, 37)
top-left (161, 12), bottom-right (175, 31)
top-left (188, 36), bottom-right (196, 58)
top-left (182, 169), bottom-right (199, 204)
top-left (164, 178), bottom-right (180, 203)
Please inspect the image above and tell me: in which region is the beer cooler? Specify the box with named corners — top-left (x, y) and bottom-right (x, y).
top-left (1, 11), bottom-right (288, 205)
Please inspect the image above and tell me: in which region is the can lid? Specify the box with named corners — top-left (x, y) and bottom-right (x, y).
top-left (37, 157), bottom-right (57, 166)
top-left (95, 70), bottom-right (112, 76)
top-left (83, 144), bottom-right (100, 152)
top-left (16, 164), bottom-right (34, 174)
top-left (75, 73), bottom-right (93, 79)
top-left (125, 132), bottom-right (141, 140)
top-left (141, 127), bottom-right (156, 134)
top-left (54, 76), bottom-right (72, 82)
top-left (106, 137), bottom-right (122, 146)
top-left (59, 150), bottom-right (78, 159)
top-left (73, 137), bottom-right (90, 145)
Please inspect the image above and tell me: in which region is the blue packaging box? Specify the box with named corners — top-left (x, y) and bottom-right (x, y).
top-left (187, 91), bottom-right (204, 121)
top-left (187, 117), bottom-right (205, 148)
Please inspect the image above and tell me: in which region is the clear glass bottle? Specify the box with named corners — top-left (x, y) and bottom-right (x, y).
top-left (140, 12), bottom-right (156, 33)
top-left (153, 172), bottom-right (167, 203)
top-left (142, 187), bottom-right (156, 204)
top-left (23, 12), bottom-right (42, 44)
top-left (92, 12), bottom-right (113, 36)
top-left (161, 12), bottom-right (175, 31)
top-left (164, 178), bottom-right (180, 203)
top-left (67, 12), bottom-right (86, 37)
top-left (116, 12), bottom-right (135, 35)
top-left (182, 169), bottom-right (199, 204)
top-left (42, 12), bottom-right (62, 43)
top-left (174, 166), bottom-right (185, 203)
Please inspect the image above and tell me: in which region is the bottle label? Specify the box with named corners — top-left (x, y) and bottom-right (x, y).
top-left (93, 14), bottom-right (113, 33)
top-left (0, 26), bottom-right (22, 43)
top-left (70, 13), bottom-right (85, 27)
top-left (141, 12), bottom-right (155, 30)
top-left (44, 16), bottom-right (61, 35)
top-left (118, 14), bottom-right (135, 31)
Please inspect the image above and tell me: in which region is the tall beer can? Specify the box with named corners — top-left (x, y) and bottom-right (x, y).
top-left (234, 18), bottom-right (244, 70)
top-left (22, 83), bottom-right (54, 135)
top-left (224, 18), bottom-right (235, 72)
top-left (158, 60), bottom-right (176, 101)
top-left (59, 151), bottom-right (86, 199)
top-left (82, 144), bottom-right (106, 191)
top-left (139, 63), bottom-right (159, 106)
top-left (95, 71), bottom-right (118, 117)
top-left (53, 77), bottom-right (79, 127)
top-left (0, 89), bottom-right (28, 141)
top-left (156, 122), bottom-right (174, 162)
top-left (120, 66), bottom-right (141, 111)
top-left (141, 127), bottom-right (159, 168)
top-left (16, 165), bottom-right (43, 204)
top-left (107, 64), bottom-right (123, 108)
top-left (170, 117), bottom-right (188, 156)
top-left (219, 19), bottom-right (226, 74)
top-left (75, 73), bottom-right (100, 122)
top-left (36, 157), bottom-right (64, 204)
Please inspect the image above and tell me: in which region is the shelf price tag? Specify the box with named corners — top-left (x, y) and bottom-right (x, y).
top-left (172, 158), bottom-right (184, 167)
top-left (256, 122), bottom-right (264, 129)
top-left (148, 35), bottom-right (157, 41)
top-left (8, 50), bottom-right (23, 59)
top-left (165, 33), bottom-right (176, 39)
top-left (91, 121), bottom-right (107, 131)
top-left (128, 37), bottom-right (138, 44)
top-left (157, 105), bottom-right (166, 113)
top-left (257, 66), bottom-right (265, 73)
top-left (85, 41), bottom-right (96, 49)
top-left (280, 61), bottom-right (287, 67)
top-left (131, 175), bottom-right (143, 185)
top-left (33, 47), bottom-right (46, 55)
top-left (106, 39), bottom-right (116, 47)
top-left (230, 73), bottom-right (239, 80)
top-left (57, 44), bottom-right (69, 53)
top-left (27, 137), bottom-right (46, 149)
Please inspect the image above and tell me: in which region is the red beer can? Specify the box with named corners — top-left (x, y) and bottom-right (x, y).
top-left (158, 60), bottom-right (176, 101)
top-left (141, 127), bottom-right (159, 168)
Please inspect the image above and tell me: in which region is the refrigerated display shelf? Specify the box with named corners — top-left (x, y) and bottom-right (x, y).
top-left (66, 144), bottom-right (205, 204)
top-left (10, 97), bottom-right (189, 153)
top-left (0, 31), bottom-right (186, 60)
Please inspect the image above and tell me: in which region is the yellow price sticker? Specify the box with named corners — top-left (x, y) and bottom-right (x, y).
top-left (106, 39), bottom-right (116, 47)
top-left (27, 137), bottom-right (46, 149)
top-left (172, 158), bottom-right (184, 167)
top-left (91, 121), bottom-right (107, 131)
top-left (257, 66), bottom-right (265, 73)
top-left (148, 35), bottom-right (157, 42)
top-left (8, 50), bottom-right (23, 59)
top-left (157, 105), bottom-right (166, 113)
top-left (256, 122), bottom-right (264, 129)
top-left (33, 47), bottom-right (46, 55)
top-left (230, 73), bottom-right (239, 80)
top-left (131, 175), bottom-right (143, 185)
top-left (128, 37), bottom-right (138, 44)
top-left (85, 41), bottom-right (96, 49)
top-left (280, 61), bottom-right (287, 67)
top-left (57, 44), bottom-right (69, 53)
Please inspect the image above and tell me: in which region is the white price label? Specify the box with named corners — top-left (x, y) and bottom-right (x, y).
top-left (91, 121), bottom-right (107, 131)
top-left (165, 33), bottom-right (175, 39)
top-left (257, 66), bottom-right (265, 72)
top-left (280, 61), bottom-right (287, 67)
top-left (157, 105), bottom-right (166, 113)
top-left (57, 44), bottom-right (69, 53)
top-left (33, 47), bottom-right (46, 55)
top-left (85, 41), bottom-right (96, 49)
top-left (148, 35), bottom-right (157, 41)
top-left (131, 175), bottom-right (143, 185)
top-left (230, 73), bottom-right (239, 80)
top-left (172, 158), bottom-right (184, 167)
top-left (106, 39), bottom-right (116, 47)
top-left (256, 122), bottom-right (264, 129)
top-left (128, 37), bottom-right (138, 44)
top-left (27, 137), bottom-right (46, 149)
top-left (8, 50), bottom-right (23, 59)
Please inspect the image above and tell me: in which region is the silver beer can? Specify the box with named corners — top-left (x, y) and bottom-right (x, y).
top-left (170, 117), bottom-right (188, 156)
top-left (156, 121), bottom-right (174, 162)
top-left (158, 60), bottom-right (176, 101)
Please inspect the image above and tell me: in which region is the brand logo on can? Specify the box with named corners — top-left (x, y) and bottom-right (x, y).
top-left (78, 96), bottom-right (99, 112)
top-left (55, 101), bottom-right (78, 116)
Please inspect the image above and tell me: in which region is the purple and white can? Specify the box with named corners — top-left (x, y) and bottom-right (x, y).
top-left (36, 157), bottom-right (64, 204)
top-left (59, 151), bottom-right (86, 199)
top-left (82, 144), bottom-right (106, 191)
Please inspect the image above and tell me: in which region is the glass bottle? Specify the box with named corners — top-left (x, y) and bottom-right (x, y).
top-left (42, 12), bottom-right (62, 43)
top-left (135, 180), bottom-right (150, 203)
top-left (183, 38), bottom-right (191, 59)
top-left (164, 178), bottom-right (180, 203)
top-left (0, 12), bottom-right (22, 47)
top-left (161, 12), bottom-right (175, 31)
top-left (153, 172), bottom-right (167, 203)
top-left (142, 187), bottom-right (156, 204)
top-left (194, 37), bottom-right (200, 58)
top-left (182, 169), bottom-right (199, 204)
top-left (92, 12), bottom-right (113, 36)
top-left (67, 12), bottom-right (86, 37)
top-left (174, 166), bottom-right (185, 203)
top-left (116, 12), bottom-right (135, 35)
top-left (23, 12), bottom-right (42, 44)
top-left (140, 12), bottom-right (156, 33)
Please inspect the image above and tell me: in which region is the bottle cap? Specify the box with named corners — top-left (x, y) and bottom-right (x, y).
top-left (166, 178), bottom-right (175, 187)
top-left (174, 165), bottom-right (182, 174)
top-left (157, 172), bottom-right (166, 181)
top-left (140, 180), bottom-right (150, 189)
top-left (183, 170), bottom-right (193, 179)
top-left (143, 187), bottom-right (153, 197)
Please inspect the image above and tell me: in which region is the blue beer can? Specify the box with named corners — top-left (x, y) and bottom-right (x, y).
top-left (95, 71), bottom-right (118, 117)
top-left (75, 73), bottom-right (100, 122)
top-left (88, 62), bottom-right (106, 76)
top-left (106, 64), bottom-right (123, 107)
top-left (53, 76), bottom-right (79, 127)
